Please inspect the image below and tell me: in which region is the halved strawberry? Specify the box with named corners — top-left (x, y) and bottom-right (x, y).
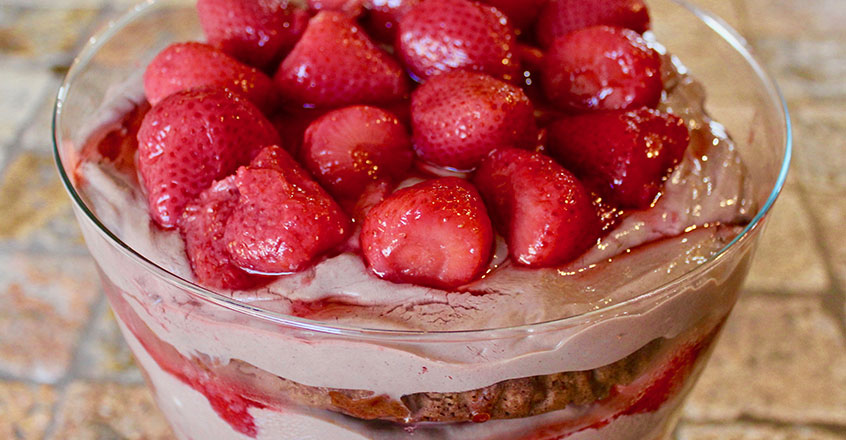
top-left (361, 177), bottom-right (494, 289)
top-left (270, 107), bottom-right (330, 158)
top-left (179, 176), bottom-right (269, 290)
top-left (536, 0), bottom-right (649, 48)
top-left (224, 146), bottom-right (351, 274)
top-left (274, 11), bottom-right (409, 108)
top-left (546, 107), bottom-right (690, 209)
top-left (411, 71), bottom-right (537, 171)
top-left (143, 42), bottom-right (278, 113)
top-left (197, 0), bottom-right (308, 70)
top-left (474, 148), bottom-right (600, 267)
top-left (540, 26), bottom-right (662, 113)
top-left (396, 0), bottom-right (520, 82)
top-left (137, 87), bottom-right (280, 228)
top-left (301, 105), bottom-right (413, 201)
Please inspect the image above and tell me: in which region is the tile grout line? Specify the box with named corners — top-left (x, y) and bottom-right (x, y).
top-left (794, 181), bottom-right (846, 345)
top-left (38, 7), bottom-right (120, 438)
top-left (41, 292), bottom-right (107, 440)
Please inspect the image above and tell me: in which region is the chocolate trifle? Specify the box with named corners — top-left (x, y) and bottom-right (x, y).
top-left (57, 0), bottom-right (780, 438)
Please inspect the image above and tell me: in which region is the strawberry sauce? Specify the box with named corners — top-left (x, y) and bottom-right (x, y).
top-left (103, 280), bottom-right (269, 437)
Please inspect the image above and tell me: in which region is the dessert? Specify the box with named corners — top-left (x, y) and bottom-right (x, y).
top-left (60, 0), bottom-right (773, 439)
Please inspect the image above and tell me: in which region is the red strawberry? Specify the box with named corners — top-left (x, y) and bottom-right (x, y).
top-left (179, 177), bottom-right (268, 290)
top-left (197, 0), bottom-right (308, 70)
top-left (479, 0), bottom-right (547, 31)
top-left (540, 26), bottom-right (662, 113)
top-left (361, 177), bottom-right (493, 288)
top-left (137, 87), bottom-right (281, 228)
top-left (301, 106), bottom-right (413, 201)
top-left (274, 11), bottom-right (409, 108)
top-left (545, 107), bottom-right (690, 209)
top-left (270, 107), bottom-right (329, 157)
top-left (474, 148), bottom-right (599, 267)
top-left (536, 0), bottom-right (649, 48)
top-left (308, 0), bottom-right (364, 17)
top-left (363, 0), bottom-right (420, 42)
top-left (143, 42), bottom-right (278, 113)
top-left (224, 146), bottom-right (351, 274)
top-left (411, 71), bottom-right (537, 171)
top-left (396, 0), bottom-right (520, 82)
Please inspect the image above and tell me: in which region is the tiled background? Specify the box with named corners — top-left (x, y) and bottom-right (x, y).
top-left (0, 0), bottom-right (844, 438)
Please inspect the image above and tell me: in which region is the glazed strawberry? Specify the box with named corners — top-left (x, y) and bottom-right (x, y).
top-left (479, 0), bottom-right (547, 31)
top-left (137, 87), bottom-right (280, 228)
top-left (474, 148), bottom-right (599, 267)
top-left (179, 177), bottom-right (268, 290)
top-left (363, 0), bottom-right (420, 42)
top-left (540, 26), bottom-right (662, 113)
top-left (546, 107), bottom-right (690, 209)
top-left (197, 0), bottom-right (308, 70)
top-left (143, 42), bottom-right (278, 113)
top-left (361, 177), bottom-right (494, 289)
top-left (270, 107), bottom-right (329, 158)
top-left (301, 106), bottom-right (413, 201)
top-left (274, 11), bottom-right (409, 108)
top-left (308, 0), bottom-right (364, 17)
top-left (224, 146), bottom-right (351, 274)
top-left (536, 0), bottom-right (649, 48)
top-left (411, 71), bottom-right (537, 171)
top-left (396, 0), bottom-right (520, 82)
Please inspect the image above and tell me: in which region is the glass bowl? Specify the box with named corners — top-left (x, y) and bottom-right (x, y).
top-left (53, 1), bottom-right (790, 439)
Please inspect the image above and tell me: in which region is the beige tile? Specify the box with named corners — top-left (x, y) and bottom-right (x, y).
top-left (0, 253), bottom-right (99, 382)
top-left (0, 65), bottom-right (52, 148)
top-left (0, 152), bottom-right (86, 252)
top-left (805, 192), bottom-right (846, 289)
top-left (76, 301), bottom-right (143, 383)
top-left (49, 382), bottom-right (174, 440)
top-left (20, 88), bottom-right (61, 153)
top-left (677, 422), bottom-right (846, 440)
top-left (753, 37), bottom-right (846, 105)
top-left (0, 381), bottom-right (57, 440)
top-left (684, 295), bottom-right (846, 425)
top-left (0, 7), bottom-right (99, 60)
top-left (744, 188), bottom-right (828, 294)
top-left (791, 103), bottom-right (846, 189)
top-left (742, 0), bottom-right (846, 39)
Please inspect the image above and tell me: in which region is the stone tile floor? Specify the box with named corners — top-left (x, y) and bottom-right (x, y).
top-left (0, 0), bottom-right (844, 438)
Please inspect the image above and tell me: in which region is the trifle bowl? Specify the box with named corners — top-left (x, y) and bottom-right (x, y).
top-left (53, 0), bottom-right (790, 439)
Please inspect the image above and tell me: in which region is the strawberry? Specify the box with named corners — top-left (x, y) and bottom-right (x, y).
top-left (474, 148), bottom-right (599, 267)
top-left (308, 0), bottom-right (364, 17)
top-left (143, 42), bottom-right (278, 113)
top-left (270, 107), bottom-right (329, 157)
top-left (137, 87), bottom-right (280, 228)
top-left (411, 71), bottom-right (537, 171)
top-left (479, 0), bottom-right (547, 31)
top-left (535, 0), bottom-right (649, 48)
top-left (363, 0), bottom-right (420, 42)
top-left (301, 106), bottom-right (413, 201)
top-left (396, 0), bottom-right (520, 82)
top-left (540, 26), bottom-right (662, 113)
top-left (361, 177), bottom-right (494, 289)
top-left (545, 107), bottom-right (690, 209)
top-left (224, 146), bottom-right (351, 274)
top-left (179, 177), bottom-right (269, 290)
top-left (197, 0), bottom-right (308, 70)
top-left (274, 11), bottom-right (409, 108)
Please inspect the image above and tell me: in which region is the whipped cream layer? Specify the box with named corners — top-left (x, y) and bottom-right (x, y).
top-left (75, 46), bottom-right (754, 399)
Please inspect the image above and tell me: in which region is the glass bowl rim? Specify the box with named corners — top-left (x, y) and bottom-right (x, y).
top-left (52, 0), bottom-right (792, 341)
